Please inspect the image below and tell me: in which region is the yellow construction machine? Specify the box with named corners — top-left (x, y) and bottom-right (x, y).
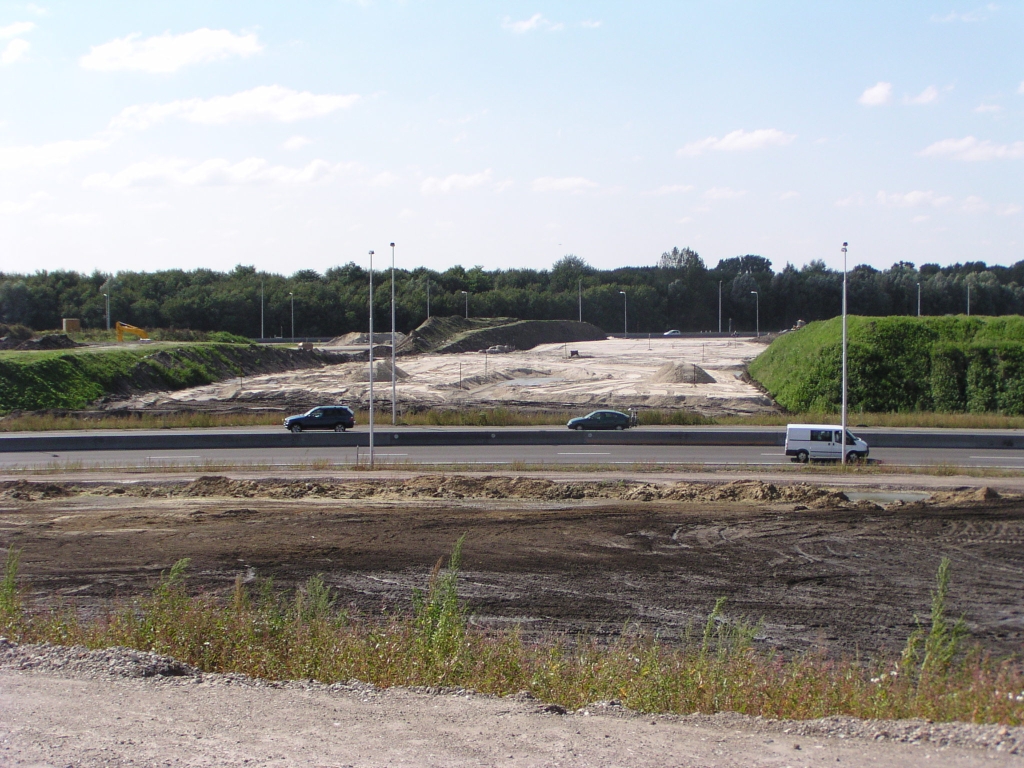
top-left (115, 322), bottom-right (149, 343)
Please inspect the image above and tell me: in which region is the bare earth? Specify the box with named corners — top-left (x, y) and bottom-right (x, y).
top-left (110, 337), bottom-right (778, 417)
top-left (2, 471), bottom-right (1024, 766)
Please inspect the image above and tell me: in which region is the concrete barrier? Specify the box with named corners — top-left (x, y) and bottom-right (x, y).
top-left (1, 427), bottom-right (1023, 453)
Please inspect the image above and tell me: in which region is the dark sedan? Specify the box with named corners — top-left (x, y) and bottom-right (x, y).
top-left (284, 406), bottom-right (355, 433)
top-left (567, 410), bottom-right (632, 430)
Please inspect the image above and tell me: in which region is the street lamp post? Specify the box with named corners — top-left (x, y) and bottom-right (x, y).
top-left (390, 242), bottom-right (397, 426)
top-left (917, 282), bottom-right (921, 317)
top-left (461, 290), bottom-right (469, 318)
top-left (841, 242), bottom-right (849, 466)
top-left (368, 250), bottom-right (375, 469)
top-left (750, 291), bottom-right (759, 337)
top-left (578, 279), bottom-right (582, 323)
top-left (718, 280), bottom-right (722, 334)
top-left (289, 292), bottom-right (295, 339)
top-left (426, 277), bottom-right (431, 318)
top-left (619, 291), bottom-right (627, 337)
top-left (260, 278), bottom-right (265, 339)
top-left (103, 293), bottom-right (110, 332)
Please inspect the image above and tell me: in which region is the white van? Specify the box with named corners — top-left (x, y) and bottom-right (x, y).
top-left (785, 423), bottom-right (869, 463)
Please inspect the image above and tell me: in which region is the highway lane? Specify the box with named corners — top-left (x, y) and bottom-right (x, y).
top-left (4, 443), bottom-right (1024, 470)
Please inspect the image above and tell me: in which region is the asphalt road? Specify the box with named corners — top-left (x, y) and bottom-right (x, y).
top-left (4, 442), bottom-right (1024, 470)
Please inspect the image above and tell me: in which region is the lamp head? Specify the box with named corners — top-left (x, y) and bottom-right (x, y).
top-left (368, 250), bottom-right (374, 255)
top-left (390, 242), bottom-right (395, 247)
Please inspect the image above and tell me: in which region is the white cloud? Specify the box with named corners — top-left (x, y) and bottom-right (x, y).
top-left (974, 103), bottom-right (1002, 113)
top-left (110, 86), bottom-right (360, 131)
top-left (834, 194), bottom-right (865, 207)
top-left (650, 184), bottom-right (694, 195)
top-left (531, 176), bottom-right (599, 193)
top-left (0, 191), bottom-right (47, 215)
top-left (0, 138), bottom-right (109, 170)
top-left (1019, 81), bottom-right (1024, 94)
top-left (912, 215), bottom-right (931, 224)
top-left (369, 171), bottom-right (398, 187)
top-left (580, 20), bottom-right (602, 28)
top-left (421, 169), bottom-right (493, 194)
top-left (961, 195), bottom-right (989, 213)
top-left (930, 6), bottom-right (994, 22)
top-left (876, 190), bottom-right (953, 208)
top-left (80, 28), bottom-right (263, 73)
top-left (905, 85), bottom-right (939, 105)
top-left (0, 38), bottom-right (29, 64)
top-left (919, 136), bottom-right (1024, 161)
top-left (83, 157), bottom-right (341, 188)
top-left (677, 128), bottom-right (795, 156)
top-left (283, 135), bottom-right (312, 151)
top-left (859, 81), bottom-right (893, 106)
top-left (996, 203), bottom-right (1022, 216)
top-left (25, 4), bottom-right (50, 16)
top-left (0, 21), bottom-right (35, 38)
top-left (704, 187), bottom-right (746, 200)
top-left (501, 13), bottom-right (563, 33)
top-left (779, 191), bottom-right (800, 200)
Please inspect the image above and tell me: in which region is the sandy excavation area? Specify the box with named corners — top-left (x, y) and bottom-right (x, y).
top-left (114, 336), bottom-right (777, 417)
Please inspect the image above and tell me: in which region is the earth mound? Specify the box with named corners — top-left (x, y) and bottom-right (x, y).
top-left (328, 332), bottom-right (408, 346)
top-left (651, 362), bottom-right (716, 384)
top-left (403, 316), bottom-right (607, 355)
top-left (343, 360), bottom-right (410, 382)
top-left (11, 334), bottom-right (82, 351)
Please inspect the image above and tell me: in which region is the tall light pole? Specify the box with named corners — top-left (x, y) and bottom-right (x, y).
top-left (390, 242), bottom-right (397, 426)
top-left (368, 250), bottom-right (375, 469)
top-left (289, 292), bottom-right (295, 339)
top-left (425, 277), bottom-right (431, 318)
top-left (103, 293), bottom-right (110, 331)
top-left (619, 291), bottom-right (627, 337)
top-left (461, 290), bottom-right (469, 318)
top-left (917, 282), bottom-right (921, 317)
top-left (260, 278), bottom-right (265, 339)
top-left (718, 280), bottom-right (722, 334)
top-left (841, 242), bottom-right (849, 466)
top-left (750, 291), bottom-right (759, 337)
top-left (578, 278), bottom-right (582, 322)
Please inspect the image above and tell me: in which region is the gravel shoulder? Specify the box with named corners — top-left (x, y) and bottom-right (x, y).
top-left (2, 641), bottom-right (1022, 768)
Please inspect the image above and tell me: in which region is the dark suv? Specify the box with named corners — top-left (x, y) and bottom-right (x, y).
top-left (284, 406), bottom-right (355, 433)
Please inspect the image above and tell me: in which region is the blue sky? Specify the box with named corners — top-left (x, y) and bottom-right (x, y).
top-left (0, 1), bottom-right (1021, 276)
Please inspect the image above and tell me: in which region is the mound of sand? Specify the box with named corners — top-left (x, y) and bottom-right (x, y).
top-left (328, 332), bottom-right (407, 346)
top-left (343, 361), bottom-right (410, 382)
top-left (651, 362), bottom-right (716, 385)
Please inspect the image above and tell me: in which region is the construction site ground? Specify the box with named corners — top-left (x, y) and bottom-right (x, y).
top-left (109, 336), bottom-right (778, 417)
top-left (3, 472), bottom-right (1022, 658)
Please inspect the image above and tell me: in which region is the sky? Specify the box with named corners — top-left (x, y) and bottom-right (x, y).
top-left (0, 1), bottom-right (1021, 277)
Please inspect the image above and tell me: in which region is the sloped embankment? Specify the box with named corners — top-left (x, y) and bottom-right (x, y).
top-left (402, 315), bottom-right (607, 355)
top-left (0, 344), bottom-right (351, 413)
top-left (749, 315), bottom-right (1024, 413)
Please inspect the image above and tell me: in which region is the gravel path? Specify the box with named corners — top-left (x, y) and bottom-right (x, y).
top-left (2, 640), bottom-right (1021, 767)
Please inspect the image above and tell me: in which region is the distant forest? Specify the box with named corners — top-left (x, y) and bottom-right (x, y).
top-left (3, 249), bottom-right (1024, 338)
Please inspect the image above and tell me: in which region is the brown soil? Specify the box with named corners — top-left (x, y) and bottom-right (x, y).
top-left (2, 476), bottom-right (1022, 656)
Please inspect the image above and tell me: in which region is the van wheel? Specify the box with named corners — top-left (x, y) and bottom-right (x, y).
top-left (290, 424), bottom-right (302, 433)
top-left (615, 425), bottom-right (624, 430)
top-left (334, 424), bottom-right (346, 432)
top-left (847, 451), bottom-right (860, 463)
top-left (796, 450), bottom-right (809, 463)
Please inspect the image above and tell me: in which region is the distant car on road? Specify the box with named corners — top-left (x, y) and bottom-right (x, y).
top-left (284, 406), bottom-right (355, 433)
top-left (663, 329), bottom-right (682, 336)
top-left (567, 410), bottom-right (633, 430)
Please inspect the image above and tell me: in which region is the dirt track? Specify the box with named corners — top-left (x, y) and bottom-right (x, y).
top-left (2, 476), bottom-right (1022, 656)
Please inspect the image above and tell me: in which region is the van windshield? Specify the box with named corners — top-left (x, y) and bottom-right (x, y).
top-left (845, 431), bottom-right (857, 444)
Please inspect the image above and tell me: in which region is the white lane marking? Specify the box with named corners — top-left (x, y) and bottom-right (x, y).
top-left (146, 455), bottom-right (202, 459)
top-left (969, 455), bottom-right (1024, 460)
top-left (557, 452), bottom-right (611, 455)
top-left (760, 452), bottom-right (787, 456)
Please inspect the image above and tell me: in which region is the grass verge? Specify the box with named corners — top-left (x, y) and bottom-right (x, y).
top-left (1, 546), bottom-right (1021, 724)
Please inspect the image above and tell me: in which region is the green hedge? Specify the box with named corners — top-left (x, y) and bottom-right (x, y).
top-left (749, 316), bottom-right (1024, 414)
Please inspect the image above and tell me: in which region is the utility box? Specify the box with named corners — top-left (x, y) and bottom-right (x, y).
top-left (62, 318), bottom-right (81, 333)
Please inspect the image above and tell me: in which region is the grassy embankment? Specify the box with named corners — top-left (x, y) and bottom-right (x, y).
top-left (2, 545), bottom-right (1021, 724)
top-left (751, 315), bottom-right (1024, 415)
top-left (0, 341), bottom-right (329, 416)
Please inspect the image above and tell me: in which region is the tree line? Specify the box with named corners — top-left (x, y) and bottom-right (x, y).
top-left (2, 250), bottom-right (1023, 338)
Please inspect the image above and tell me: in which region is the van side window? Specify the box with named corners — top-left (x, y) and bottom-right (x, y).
top-left (810, 429), bottom-right (832, 442)
top-left (834, 431), bottom-right (842, 443)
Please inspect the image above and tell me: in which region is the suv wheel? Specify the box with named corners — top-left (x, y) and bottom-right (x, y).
top-left (334, 424), bottom-right (346, 432)
top-left (290, 424), bottom-right (302, 433)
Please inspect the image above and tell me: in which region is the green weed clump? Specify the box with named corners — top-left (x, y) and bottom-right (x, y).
top-left (1, 546), bottom-right (1022, 724)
